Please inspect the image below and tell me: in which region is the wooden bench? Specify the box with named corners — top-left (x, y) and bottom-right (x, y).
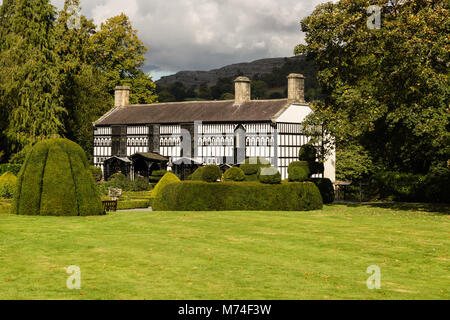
top-left (102, 200), bottom-right (118, 213)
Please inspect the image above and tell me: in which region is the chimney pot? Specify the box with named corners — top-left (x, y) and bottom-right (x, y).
top-left (115, 86), bottom-right (131, 108)
top-left (287, 73), bottom-right (305, 103)
top-left (234, 77), bottom-right (251, 105)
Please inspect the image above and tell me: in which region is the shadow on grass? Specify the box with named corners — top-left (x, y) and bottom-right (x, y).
top-left (333, 201), bottom-right (450, 215)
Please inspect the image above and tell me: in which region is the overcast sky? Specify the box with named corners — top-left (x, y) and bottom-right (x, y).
top-left (1, 0), bottom-right (329, 80)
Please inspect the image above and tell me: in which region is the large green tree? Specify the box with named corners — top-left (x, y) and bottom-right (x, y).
top-left (0, 0), bottom-right (66, 158)
top-left (296, 0), bottom-right (449, 174)
top-left (90, 13), bottom-right (157, 104)
top-left (55, 0), bottom-right (111, 159)
top-left (0, 1), bottom-right (158, 162)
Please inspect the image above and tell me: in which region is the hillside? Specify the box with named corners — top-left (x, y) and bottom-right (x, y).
top-left (156, 56), bottom-right (305, 88)
top-left (155, 55), bottom-right (323, 102)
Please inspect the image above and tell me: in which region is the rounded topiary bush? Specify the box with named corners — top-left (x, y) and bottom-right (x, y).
top-left (288, 167), bottom-right (309, 182)
top-left (240, 157), bottom-right (271, 175)
top-left (190, 167), bottom-right (205, 181)
top-left (258, 167), bottom-right (282, 184)
top-left (152, 172), bottom-right (181, 199)
top-left (240, 163), bottom-right (259, 175)
top-left (13, 138), bottom-right (103, 216)
top-left (223, 167), bottom-right (245, 182)
top-left (299, 144), bottom-right (325, 176)
top-left (299, 144), bottom-right (317, 163)
top-left (201, 165), bottom-right (222, 182)
top-left (0, 172), bottom-right (17, 199)
top-left (288, 161), bottom-right (310, 182)
top-left (310, 178), bottom-right (335, 204)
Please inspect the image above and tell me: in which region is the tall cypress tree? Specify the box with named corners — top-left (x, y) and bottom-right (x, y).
top-left (0, 0), bottom-right (66, 159)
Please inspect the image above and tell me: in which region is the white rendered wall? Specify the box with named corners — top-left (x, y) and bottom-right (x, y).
top-left (275, 104), bottom-right (313, 123)
top-left (276, 104), bottom-right (336, 182)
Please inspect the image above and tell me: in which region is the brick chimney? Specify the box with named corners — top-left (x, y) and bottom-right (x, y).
top-left (114, 86), bottom-right (130, 108)
top-left (234, 77), bottom-right (251, 105)
top-left (287, 74), bottom-right (305, 104)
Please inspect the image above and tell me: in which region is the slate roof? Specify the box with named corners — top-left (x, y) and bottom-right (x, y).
top-left (130, 152), bottom-right (168, 162)
top-left (104, 156), bottom-right (132, 163)
top-left (94, 99), bottom-right (301, 126)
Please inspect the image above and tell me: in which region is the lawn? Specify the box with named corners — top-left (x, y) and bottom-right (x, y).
top-left (0, 203), bottom-right (448, 300)
top-left (0, 199), bottom-right (11, 215)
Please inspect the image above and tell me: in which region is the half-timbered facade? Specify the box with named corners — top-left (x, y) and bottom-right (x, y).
top-left (93, 74), bottom-right (336, 181)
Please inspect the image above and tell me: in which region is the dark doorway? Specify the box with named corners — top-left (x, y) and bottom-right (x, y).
top-left (134, 158), bottom-right (150, 178)
top-left (130, 152), bottom-right (169, 178)
top-left (172, 157), bottom-right (203, 180)
top-left (103, 156), bottom-right (132, 181)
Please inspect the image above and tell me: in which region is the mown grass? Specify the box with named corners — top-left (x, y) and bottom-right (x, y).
top-left (0, 199), bottom-right (11, 214)
top-left (0, 203), bottom-right (448, 300)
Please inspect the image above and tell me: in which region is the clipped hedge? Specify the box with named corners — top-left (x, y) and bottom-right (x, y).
top-left (117, 199), bottom-right (151, 210)
top-left (202, 165), bottom-right (222, 182)
top-left (0, 172), bottom-right (17, 199)
top-left (13, 138), bottom-right (103, 216)
top-left (371, 170), bottom-right (450, 203)
top-left (153, 181), bottom-right (323, 211)
top-left (244, 174), bottom-right (259, 182)
top-left (223, 167), bottom-right (245, 182)
top-left (288, 161), bottom-right (310, 182)
top-left (152, 172), bottom-right (181, 199)
top-left (422, 169), bottom-right (450, 204)
top-left (310, 178), bottom-right (335, 204)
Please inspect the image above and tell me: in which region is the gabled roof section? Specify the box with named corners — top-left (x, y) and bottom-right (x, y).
top-left (94, 99), bottom-right (294, 126)
top-left (104, 156), bottom-right (132, 163)
top-left (130, 152), bottom-right (168, 162)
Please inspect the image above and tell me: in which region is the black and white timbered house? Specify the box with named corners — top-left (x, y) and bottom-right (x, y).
top-left (93, 74), bottom-right (336, 181)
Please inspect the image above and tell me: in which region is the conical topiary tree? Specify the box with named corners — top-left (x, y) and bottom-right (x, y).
top-left (152, 172), bottom-right (181, 200)
top-left (13, 138), bottom-right (103, 216)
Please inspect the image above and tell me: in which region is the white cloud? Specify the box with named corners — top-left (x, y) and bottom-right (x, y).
top-left (1, 0), bottom-right (328, 74)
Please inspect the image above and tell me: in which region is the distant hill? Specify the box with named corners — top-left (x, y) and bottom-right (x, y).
top-left (155, 55), bottom-right (323, 103)
top-left (156, 56), bottom-right (305, 88)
